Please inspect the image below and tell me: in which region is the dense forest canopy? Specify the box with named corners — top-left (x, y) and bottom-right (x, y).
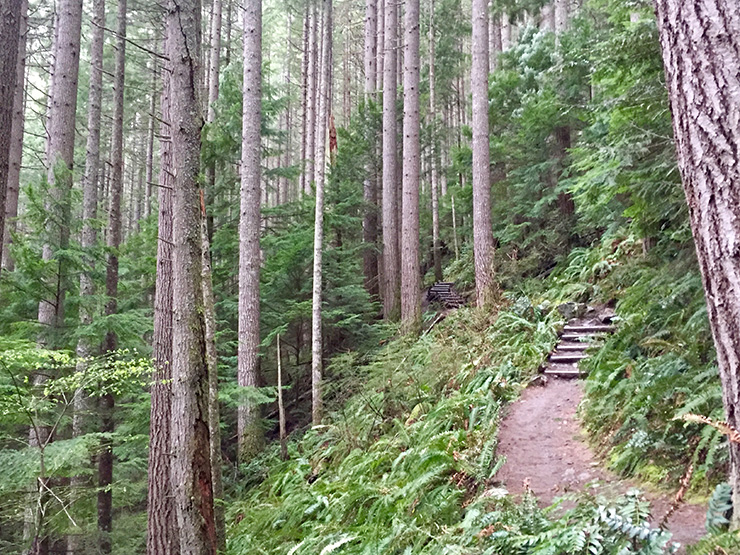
top-left (0, 0), bottom-right (739, 553)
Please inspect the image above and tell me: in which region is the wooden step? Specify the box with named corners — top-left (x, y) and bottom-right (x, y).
top-left (555, 344), bottom-right (588, 352)
top-left (550, 353), bottom-right (589, 363)
top-left (544, 367), bottom-right (587, 378)
top-left (560, 334), bottom-right (598, 342)
top-left (563, 324), bottom-right (615, 334)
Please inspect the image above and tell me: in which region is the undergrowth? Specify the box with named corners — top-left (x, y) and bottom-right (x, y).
top-left (227, 298), bottom-right (687, 554)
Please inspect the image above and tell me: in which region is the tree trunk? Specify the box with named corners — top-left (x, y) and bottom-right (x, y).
top-left (38, 0), bottom-right (83, 341)
top-left (304, 0), bottom-right (319, 193)
top-left (277, 334), bottom-right (288, 460)
top-left (147, 48), bottom-right (180, 555)
top-left (428, 0), bottom-right (441, 283)
top-left (362, 0), bottom-right (379, 298)
top-left (554, 0), bottom-right (568, 34)
top-left (165, 0), bottom-right (218, 552)
top-left (145, 64), bottom-right (157, 219)
top-left (98, 1), bottom-right (126, 550)
top-left (70, 0), bottom-right (104, 551)
top-left (489, 9), bottom-right (501, 72)
top-left (0, 0), bottom-right (21, 274)
top-left (238, 0), bottom-right (263, 460)
top-left (2, 0), bottom-right (26, 272)
top-left (653, 0), bottom-right (740, 530)
top-left (471, 0), bottom-right (495, 308)
top-left (202, 0), bottom-right (226, 548)
top-left (299, 4), bottom-right (310, 196)
top-left (312, 0), bottom-right (332, 425)
top-left (501, 11), bottom-right (511, 51)
top-left (376, 0), bottom-right (384, 93)
top-left (400, 0), bottom-right (421, 333)
top-left (381, 0), bottom-right (399, 319)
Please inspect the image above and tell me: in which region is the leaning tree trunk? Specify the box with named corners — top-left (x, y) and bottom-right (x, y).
top-left (146, 49), bottom-right (180, 555)
top-left (400, 0), bottom-right (421, 333)
top-left (238, 0), bottom-right (264, 460)
top-left (653, 0), bottom-right (740, 530)
top-left (2, 0), bottom-right (26, 272)
top-left (311, 0), bottom-right (332, 425)
top-left (165, 0), bottom-right (218, 552)
top-left (471, 0), bottom-right (496, 308)
top-left (381, 0), bottom-right (399, 319)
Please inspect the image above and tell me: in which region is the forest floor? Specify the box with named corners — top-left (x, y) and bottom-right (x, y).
top-left (497, 378), bottom-right (707, 551)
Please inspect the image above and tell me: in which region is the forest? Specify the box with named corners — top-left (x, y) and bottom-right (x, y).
top-left (0, 0), bottom-right (739, 553)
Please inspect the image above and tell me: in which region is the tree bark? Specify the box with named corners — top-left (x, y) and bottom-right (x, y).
top-left (653, 0), bottom-right (740, 530)
top-left (70, 0), bottom-right (104, 551)
top-left (381, 0), bottom-right (399, 319)
top-left (147, 49), bottom-right (180, 555)
top-left (428, 0), bottom-right (441, 283)
top-left (554, 0), bottom-right (568, 34)
top-left (362, 0), bottom-right (379, 298)
top-left (98, 1), bottom-right (126, 549)
top-left (2, 0), bottom-right (26, 272)
top-left (238, 0), bottom-right (263, 460)
top-left (202, 0), bottom-right (226, 548)
top-left (0, 0), bottom-right (21, 275)
top-left (145, 63), bottom-right (157, 219)
top-left (312, 0), bottom-right (332, 425)
top-left (38, 0), bottom-right (83, 341)
top-left (165, 0), bottom-right (218, 552)
top-left (471, 0), bottom-right (496, 307)
top-left (501, 11), bottom-right (511, 51)
top-left (401, 0), bottom-right (421, 333)
top-left (299, 4), bottom-right (310, 196)
top-left (303, 0), bottom-right (319, 193)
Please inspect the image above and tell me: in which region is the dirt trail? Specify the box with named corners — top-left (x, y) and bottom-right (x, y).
top-left (496, 379), bottom-right (707, 549)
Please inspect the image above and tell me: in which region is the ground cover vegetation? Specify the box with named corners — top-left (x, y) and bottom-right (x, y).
top-left (0, 0), bottom-right (738, 552)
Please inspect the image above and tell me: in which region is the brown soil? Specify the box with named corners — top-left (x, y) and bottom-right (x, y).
top-left (496, 378), bottom-right (707, 551)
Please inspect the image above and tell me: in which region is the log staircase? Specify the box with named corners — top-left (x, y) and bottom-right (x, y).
top-left (543, 317), bottom-right (615, 379)
top-left (427, 282), bottom-right (466, 308)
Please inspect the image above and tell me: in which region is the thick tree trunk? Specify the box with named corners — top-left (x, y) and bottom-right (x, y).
top-left (0, 0), bottom-right (21, 274)
top-left (2, 0), bottom-right (26, 272)
top-left (165, 0), bottom-right (218, 552)
top-left (381, 0), bottom-right (399, 319)
top-left (400, 0), bottom-right (421, 333)
top-left (238, 0), bottom-right (263, 460)
top-left (362, 0), bottom-right (379, 298)
top-left (471, 0), bottom-right (495, 307)
top-left (653, 0), bottom-right (740, 530)
top-left (428, 0), bottom-right (441, 283)
top-left (147, 57), bottom-right (180, 555)
top-left (312, 0), bottom-right (332, 425)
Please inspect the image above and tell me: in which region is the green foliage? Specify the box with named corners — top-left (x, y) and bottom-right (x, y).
top-left (227, 302), bottom-right (559, 554)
